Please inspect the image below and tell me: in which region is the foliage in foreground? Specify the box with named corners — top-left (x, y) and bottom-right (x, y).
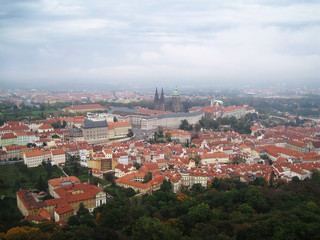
top-left (1, 175), bottom-right (320, 239)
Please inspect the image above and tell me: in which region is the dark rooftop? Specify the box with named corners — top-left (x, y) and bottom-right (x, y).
top-left (82, 119), bottom-right (108, 129)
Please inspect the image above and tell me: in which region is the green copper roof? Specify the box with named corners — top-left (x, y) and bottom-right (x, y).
top-left (172, 86), bottom-right (179, 96)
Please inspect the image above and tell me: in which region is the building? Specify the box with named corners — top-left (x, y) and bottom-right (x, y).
top-left (153, 86), bottom-right (184, 113)
top-left (17, 179), bottom-right (106, 223)
top-left (201, 152), bottom-right (229, 164)
top-left (116, 173), bottom-right (164, 193)
top-left (171, 86), bottom-right (184, 113)
top-left (48, 176), bottom-right (81, 196)
top-left (81, 119), bottom-right (109, 144)
top-left (0, 150), bottom-right (7, 161)
top-left (24, 150), bottom-right (51, 168)
top-left (108, 121), bottom-right (132, 139)
top-left (164, 130), bottom-right (191, 144)
top-left (153, 87), bottom-right (166, 111)
top-left (38, 124), bottom-right (54, 133)
top-left (63, 104), bottom-right (107, 113)
top-left (222, 106), bottom-right (246, 119)
top-left (0, 132), bottom-right (18, 146)
top-left (51, 149), bottom-right (66, 165)
top-left (4, 145), bottom-right (27, 160)
top-left (140, 111), bottom-right (204, 130)
top-left (16, 132), bottom-right (29, 146)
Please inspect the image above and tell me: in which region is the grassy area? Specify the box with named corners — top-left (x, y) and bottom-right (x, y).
top-left (0, 163), bottom-right (64, 232)
top-left (0, 163), bottom-right (64, 198)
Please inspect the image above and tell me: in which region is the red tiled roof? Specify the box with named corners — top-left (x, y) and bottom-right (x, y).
top-left (202, 152), bottom-right (229, 159)
top-left (1, 132), bottom-right (17, 139)
top-left (39, 124), bottom-right (54, 130)
top-left (51, 149), bottom-right (65, 155)
top-left (65, 104), bottom-right (106, 111)
top-left (25, 150), bottom-right (50, 158)
top-left (108, 121), bottom-right (131, 128)
top-left (48, 176), bottom-right (80, 187)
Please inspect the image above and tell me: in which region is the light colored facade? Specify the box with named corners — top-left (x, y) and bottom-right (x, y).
top-left (27, 132), bottom-right (39, 144)
top-left (16, 132), bottom-right (29, 146)
top-left (24, 150), bottom-right (51, 167)
top-left (108, 121), bottom-right (132, 139)
top-left (141, 111), bottom-right (204, 130)
top-left (28, 122), bottom-right (43, 132)
top-left (200, 152), bottom-right (229, 164)
top-left (64, 104), bottom-right (107, 113)
top-left (4, 145), bottom-right (25, 160)
top-left (81, 119), bottom-right (109, 143)
top-left (0, 133), bottom-right (18, 146)
top-left (51, 149), bottom-right (66, 165)
top-left (38, 124), bottom-right (54, 133)
top-left (79, 148), bottom-right (88, 167)
top-left (223, 106), bottom-right (246, 119)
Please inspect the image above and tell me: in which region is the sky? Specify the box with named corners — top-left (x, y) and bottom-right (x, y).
top-left (0, 0), bottom-right (319, 90)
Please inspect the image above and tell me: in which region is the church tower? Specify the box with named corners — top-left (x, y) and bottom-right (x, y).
top-left (171, 86), bottom-right (183, 112)
top-left (153, 87), bottom-right (159, 109)
top-left (159, 88), bottom-right (166, 111)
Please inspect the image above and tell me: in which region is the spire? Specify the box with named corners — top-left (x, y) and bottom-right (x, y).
top-left (160, 87), bottom-right (165, 104)
top-left (154, 87), bottom-right (159, 103)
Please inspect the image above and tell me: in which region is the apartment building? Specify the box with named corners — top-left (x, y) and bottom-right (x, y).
top-left (24, 150), bottom-right (51, 167)
top-left (81, 119), bottom-right (109, 143)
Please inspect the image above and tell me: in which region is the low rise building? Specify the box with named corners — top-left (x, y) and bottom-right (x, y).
top-left (51, 149), bottom-right (66, 165)
top-left (64, 104), bottom-right (107, 113)
top-left (0, 132), bottom-right (18, 146)
top-left (17, 180), bottom-right (106, 223)
top-left (48, 176), bottom-right (81, 197)
top-left (81, 119), bottom-right (109, 143)
top-left (24, 150), bottom-right (51, 167)
top-left (108, 121), bottom-right (132, 139)
top-left (38, 124), bottom-right (54, 133)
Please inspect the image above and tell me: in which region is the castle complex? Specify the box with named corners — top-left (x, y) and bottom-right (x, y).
top-left (153, 86), bottom-right (184, 113)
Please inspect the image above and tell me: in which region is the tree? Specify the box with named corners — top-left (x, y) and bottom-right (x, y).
top-left (194, 123), bottom-right (201, 132)
top-left (179, 119), bottom-right (193, 131)
top-left (194, 155), bottom-right (201, 165)
top-left (143, 172), bottom-right (152, 183)
top-left (67, 203), bottom-right (94, 227)
top-left (188, 203), bottom-right (212, 223)
top-left (251, 177), bottom-right (268, 187)
top-left (5, 226), bottom-right (40, 240)
top-left (51, 133), bottom-right (60, 138)
top-left (131, 216), bottom-right (182, 240)
top-left (37, 175), bottom-right (47, 191)
top-left (164, 132), bottom-right (172, 142)
top-left (190, 183), bottom-right (205, 195)
top-left (128, 129), bottom-right (134, 137)
top-left (133, 162), bottom-right (141, 170)
top-left (160, 179), bottom-right (172, 192)
top-left (61, 120), bottom-right (67, 128)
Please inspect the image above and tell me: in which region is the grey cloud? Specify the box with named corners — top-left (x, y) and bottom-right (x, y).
top-left (0, 0), bottom-right (319, 90)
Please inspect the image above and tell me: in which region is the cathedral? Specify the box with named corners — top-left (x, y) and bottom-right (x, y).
top-left (153, 86), bottom-right (184, 113)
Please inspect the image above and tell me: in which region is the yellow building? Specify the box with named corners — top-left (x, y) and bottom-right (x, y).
top-left (108, 121), bottom-right (132, 139)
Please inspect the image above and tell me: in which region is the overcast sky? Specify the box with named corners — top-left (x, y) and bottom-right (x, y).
top-left (0, 0), bottom-right (319, 90)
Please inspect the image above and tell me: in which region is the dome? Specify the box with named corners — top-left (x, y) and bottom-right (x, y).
top-left (172, 86), bottom-right (179, 96)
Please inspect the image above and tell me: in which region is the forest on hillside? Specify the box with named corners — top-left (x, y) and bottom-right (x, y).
top-left (1, 174), bottom-right (320, 240)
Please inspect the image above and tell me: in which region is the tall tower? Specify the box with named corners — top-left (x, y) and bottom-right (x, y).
top-left (153, 87), bottom-right (159, 109)
top-left (159, 88), bottom-right (166, 111)
top-left (171, 86), bottom-right (183, 112)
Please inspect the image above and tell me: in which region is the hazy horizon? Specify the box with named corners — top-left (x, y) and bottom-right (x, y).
top-left (1, 0), bottom-right (319, 90)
